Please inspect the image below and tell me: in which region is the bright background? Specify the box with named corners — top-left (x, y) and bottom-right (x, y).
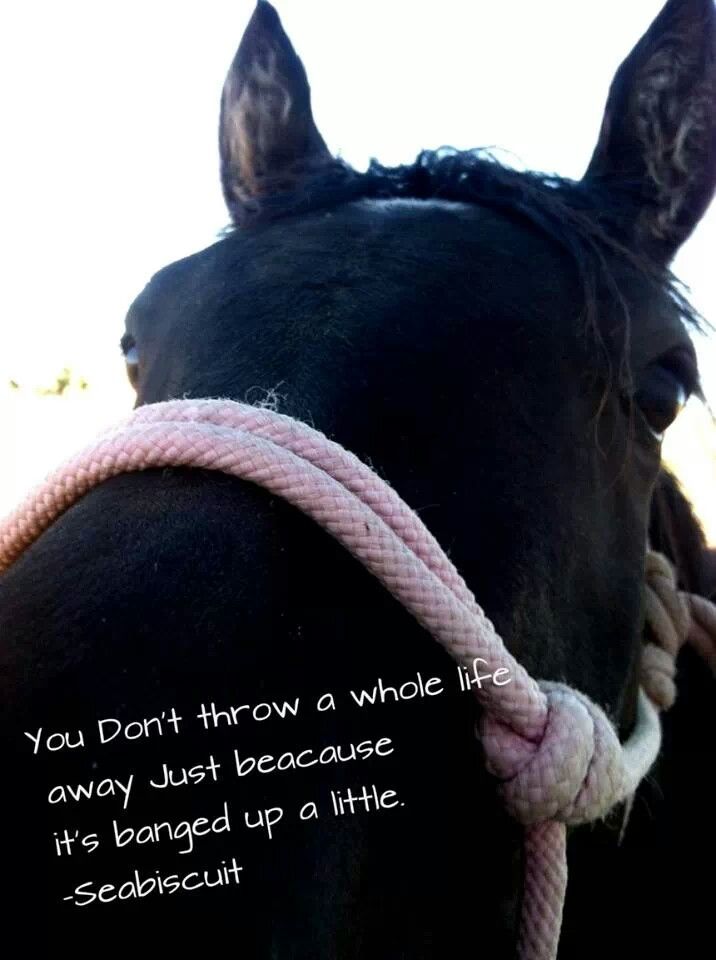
top-left (1, 1), bottom-right (714, 537)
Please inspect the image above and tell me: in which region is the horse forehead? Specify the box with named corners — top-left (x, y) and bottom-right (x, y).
top-left (349, 196), bottom-right (481, 222)
top-left (287, 196), bottom-right (543, 254)
top-left (222, 198), bottom-right (575, 305)
top-left (133, 193), bottom-right (626, 365)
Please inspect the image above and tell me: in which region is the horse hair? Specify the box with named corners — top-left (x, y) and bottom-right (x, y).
top-left (228, 148), bottom-right (705, 403)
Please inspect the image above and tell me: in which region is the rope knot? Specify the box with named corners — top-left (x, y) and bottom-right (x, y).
top-left (480, 682), bottom-right (628, 826)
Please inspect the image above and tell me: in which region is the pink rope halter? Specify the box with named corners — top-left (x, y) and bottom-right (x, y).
top-left (0, 398), bottom-right (711, 958)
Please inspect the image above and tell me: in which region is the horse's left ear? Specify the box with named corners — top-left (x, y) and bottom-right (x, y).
top-left (584, 0), bottom-right (716, 263)
top-left (219, 1), bottom-right (333, 225)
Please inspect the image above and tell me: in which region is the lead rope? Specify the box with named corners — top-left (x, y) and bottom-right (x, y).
top-left (641, 550), bottom-right (716, 707)
top-left (0, 398), bottom-right (714, 959)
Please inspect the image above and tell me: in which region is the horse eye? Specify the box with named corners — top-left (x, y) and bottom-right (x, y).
top-left (120, 333), bottom-right (139, 387)
top-left (124, 344), bottom-right (139, 366)
top-left (634, 350), bottom-right (696, 439)
top-left (120, 333), bottom-right (139, 365)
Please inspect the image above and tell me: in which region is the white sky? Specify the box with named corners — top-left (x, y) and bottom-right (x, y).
top-left (1, 0), bottom-right (714, 395)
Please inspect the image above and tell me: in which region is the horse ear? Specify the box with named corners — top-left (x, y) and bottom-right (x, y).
top-left (219, 1), bottom-right (333, 224)
top-left (584, 0), bottom-right (716, 263)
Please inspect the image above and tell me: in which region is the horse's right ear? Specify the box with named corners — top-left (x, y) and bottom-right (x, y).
top-left (219, 1), bottom-right (333, 225)
top-left (584, 0), bottom-right (716, 264)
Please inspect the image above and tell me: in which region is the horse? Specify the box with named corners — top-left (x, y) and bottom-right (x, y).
top-left (1, 1), bottom-right (714, 956)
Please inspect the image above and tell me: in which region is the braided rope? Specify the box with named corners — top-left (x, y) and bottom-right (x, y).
top-left (641, 550), bottom-right (716, 706)
top-left (684, 594), bottom-right (716, 675)
top-left (1, 398), bottom-right (713, 958)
